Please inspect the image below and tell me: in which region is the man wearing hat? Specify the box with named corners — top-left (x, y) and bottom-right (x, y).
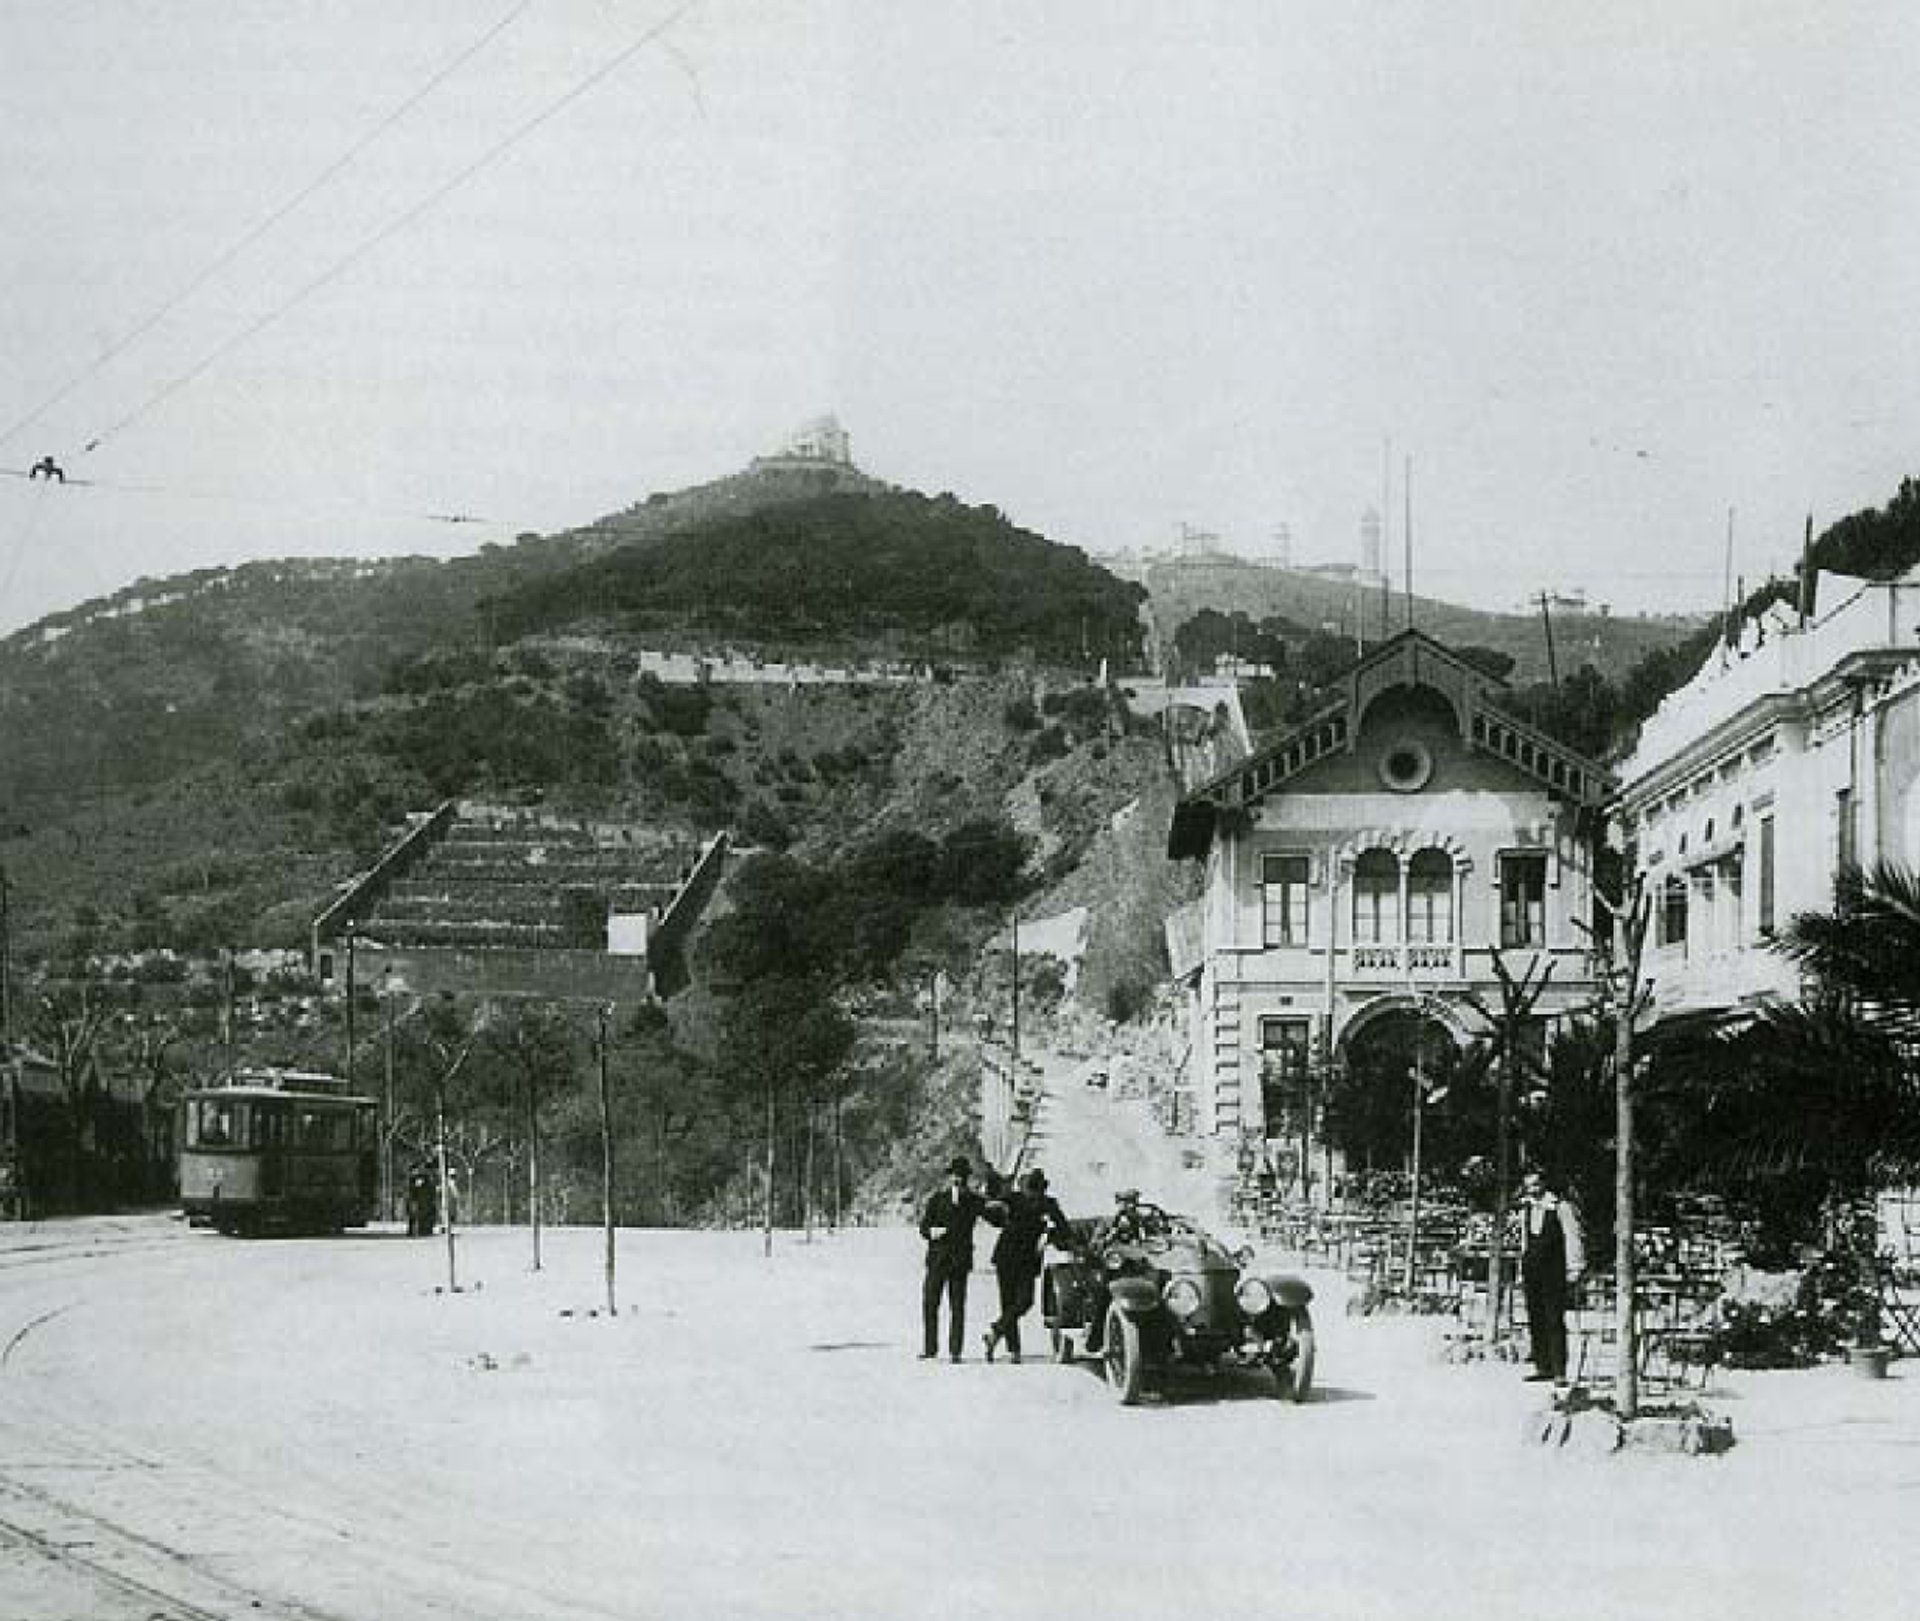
top-left (984, 1167), bottom-right (1074, 1364)
top-left (918, 1155), bottom-right (990, 1362)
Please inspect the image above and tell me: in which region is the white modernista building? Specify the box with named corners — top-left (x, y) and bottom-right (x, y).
top-left (1614, 567), bottom-right (1920, 1024)
top-left (1165, 632), bottom-right (1610, 1156)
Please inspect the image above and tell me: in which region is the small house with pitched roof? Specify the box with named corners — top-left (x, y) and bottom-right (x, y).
top-left (1165, 631), bottom-right (1611, 1176)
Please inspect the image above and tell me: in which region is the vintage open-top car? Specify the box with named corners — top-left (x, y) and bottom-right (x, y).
top-left (1041, 1199), bottom-right (1315, 1405)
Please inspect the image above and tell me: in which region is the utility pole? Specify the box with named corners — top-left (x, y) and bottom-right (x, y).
top-left (597, 1004), bottom-right (617, 1316)
top-left (831, 1077), bottom-right (843, 1232)
top-left (1010, 918), bottom-right (1020, 1074)
top-left (1403, 454), bottom-right (1414, 632)
top-left (0, 864), bottom-right (15, 1218)
top-left (762, 1077), bottom-right (775, 1258)
top-left (1405, 1040), bottom-right (1426, 1295)
top-left (220, 947), bottom-right (237, 1079)
top-left (343, 926), bottom-right (357, 1088)
top-left (527, 1060), bottom-right (543, 1271)
top-left (1, 863), bottom-right (13, 1048)
top-left (383, 988), bottom-right (396, 1225)
top-left (1537, 591), bottom-right (1560, 687)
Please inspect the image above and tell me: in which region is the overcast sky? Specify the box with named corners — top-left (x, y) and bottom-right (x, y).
top-left (1, 0), bottom-right (1914, 634)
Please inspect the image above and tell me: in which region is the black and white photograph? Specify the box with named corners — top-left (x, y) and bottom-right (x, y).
top-left (2, 4), bottom-right (1918, 1617)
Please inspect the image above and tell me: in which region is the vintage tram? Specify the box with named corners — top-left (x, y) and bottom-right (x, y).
top-left (179, 1070), bottom-right (379, 1235)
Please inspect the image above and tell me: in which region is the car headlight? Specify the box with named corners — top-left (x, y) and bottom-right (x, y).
top-left (1163, 1277), bottom-right (1203, 1317)
top-left (1235, 1278), bottom-right (1272, 1316)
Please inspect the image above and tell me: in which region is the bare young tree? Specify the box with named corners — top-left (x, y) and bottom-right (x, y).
top-left (29, 985), bottom-right (112, 1205)
top-left (1462, 952), bottom-right (1556, 1347)
top-left (1589, 871), bottom-right (1653, 1418)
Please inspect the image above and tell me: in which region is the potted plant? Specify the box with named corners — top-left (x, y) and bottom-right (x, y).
top-left (1839, 1204), bottom-right (1893, 1379)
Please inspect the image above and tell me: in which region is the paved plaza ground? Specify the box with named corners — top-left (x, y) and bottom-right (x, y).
top-left (2, 1212), bottom-right (1917, 1621)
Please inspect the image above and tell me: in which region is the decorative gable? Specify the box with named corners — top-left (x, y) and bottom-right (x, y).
top-left (1168, 630), bottom-right (1613, 859)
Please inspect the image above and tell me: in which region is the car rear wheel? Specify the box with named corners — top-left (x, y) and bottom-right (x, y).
top-left (1274, 1305), bottom-right (1315, 1403)
top-left (1103, 1306), bottom-right (1147, 1405)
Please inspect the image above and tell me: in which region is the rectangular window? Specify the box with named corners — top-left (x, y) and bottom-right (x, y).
top-left (1259, 1017), bottom-right (1314, 1140)
top-left (189, 1097), bottom-right (246, 1149)
top-left (1498, 853), bottom-right (1547, 948)
top-left (1837, 788), bottom-right (1857, 878)
top-left (1757, 814), bottom-right (1775, 935)
top-left (1260, 854), bottom-right (1310, 946)
top-left (1660, 874), bottom-right (1689, 951)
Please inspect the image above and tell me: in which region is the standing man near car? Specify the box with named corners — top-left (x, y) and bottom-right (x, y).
top-left (1519, 1170), bottom-right (1584, 1382)
top-left (983, 1166), bottom-right (1073, 1364)
top-left (919, 1155), bottom-right (989, 1362)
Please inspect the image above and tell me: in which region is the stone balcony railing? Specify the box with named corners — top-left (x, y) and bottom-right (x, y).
top-left (1349, 944), bottom-right (1460, 977)
top-left (1229, 942), bottom-right (1593, 984)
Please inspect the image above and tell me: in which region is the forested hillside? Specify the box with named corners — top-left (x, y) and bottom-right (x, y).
top-left (483, 490), bottom-right (1146, 663)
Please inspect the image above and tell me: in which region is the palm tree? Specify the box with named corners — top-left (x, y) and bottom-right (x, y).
top-left (1776, 861), bottom-right (1920, 1040)
top-left (1656, 863), bottom-right (1920, 1345)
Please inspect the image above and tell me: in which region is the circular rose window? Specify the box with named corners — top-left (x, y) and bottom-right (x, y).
top-left (1379, 740), bottom-right (1433, 793)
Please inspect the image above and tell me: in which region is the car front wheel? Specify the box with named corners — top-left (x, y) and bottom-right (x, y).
top-left (1273, 1305), bottom-right (1315, 1403)
top-left (1103, 1306), bottom-right (1148, 1405)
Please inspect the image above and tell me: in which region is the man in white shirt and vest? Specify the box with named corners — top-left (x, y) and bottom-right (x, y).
top-left (1519, 1171), bottom-right (1585, 1382)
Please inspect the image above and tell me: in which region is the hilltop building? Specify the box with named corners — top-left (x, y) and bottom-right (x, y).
top-left (1164, 631), bottom-right (1610, 1182)
top-left (1614, 566), bottom-right (1920, 1025)
top-left (754, 414), bottom-right (853, 469)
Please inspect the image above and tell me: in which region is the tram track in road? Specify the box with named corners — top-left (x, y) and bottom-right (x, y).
top-left (0, 1214), bottom-right (190, 1279)
top-left (0, 1229), bottom-right (645, 1621)
top-left (0, 1469), bottom-right (362, 1621)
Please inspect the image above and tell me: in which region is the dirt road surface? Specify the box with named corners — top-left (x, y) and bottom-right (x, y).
top-left (4, 1206), bottom-right (1920, 1621)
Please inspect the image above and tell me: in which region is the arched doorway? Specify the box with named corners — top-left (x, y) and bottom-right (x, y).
top-left (1333, 1005), bottom-right (1492, 1194)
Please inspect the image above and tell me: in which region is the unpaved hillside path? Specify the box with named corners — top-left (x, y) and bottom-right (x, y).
top-left (1013, 1046), bottom-right (1226, 1228)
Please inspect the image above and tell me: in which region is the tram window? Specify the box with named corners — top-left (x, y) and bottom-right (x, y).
top-left (191, 1098), bottom-right (244, 1147)
top-left (192, 1100), bottom-right (227, 1146)
top-left (295, 1110), bottom-right (351, 1150)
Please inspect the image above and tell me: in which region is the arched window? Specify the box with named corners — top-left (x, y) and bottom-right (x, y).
top-left (1352, 849), bottom-right (1399, 944)
top-left (1406, 848), bottom-right (1454, 944)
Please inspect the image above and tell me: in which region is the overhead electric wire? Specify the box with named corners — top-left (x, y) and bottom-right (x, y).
top-left (79, 0), bottom-right (705, 459)
top-left (0, 462), bottom-right (489, 526)
top-left (0, 0), bottom-right (535, 458)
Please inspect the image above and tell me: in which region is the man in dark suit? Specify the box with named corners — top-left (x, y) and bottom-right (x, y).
top-left (919, 1155), bottom-right (989, 1362)
top-left (984, 1167), bottom-right (1074, 1364)
top-left (1519, 1170), bottom-right (1585, 1382)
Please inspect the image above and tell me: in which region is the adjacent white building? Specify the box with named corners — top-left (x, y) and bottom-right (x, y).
top-left (1614, 567), bottom-right (1920, 1024)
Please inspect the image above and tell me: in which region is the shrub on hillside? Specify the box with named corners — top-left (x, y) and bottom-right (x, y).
top-left (1106, 975), bottom-right (1152, 1025)
top-left (1003, 695), bottom-right (1040, 731)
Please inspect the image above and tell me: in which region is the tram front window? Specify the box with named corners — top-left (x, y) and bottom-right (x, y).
top-left (190, 1098), bottom-right (246, 1148)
